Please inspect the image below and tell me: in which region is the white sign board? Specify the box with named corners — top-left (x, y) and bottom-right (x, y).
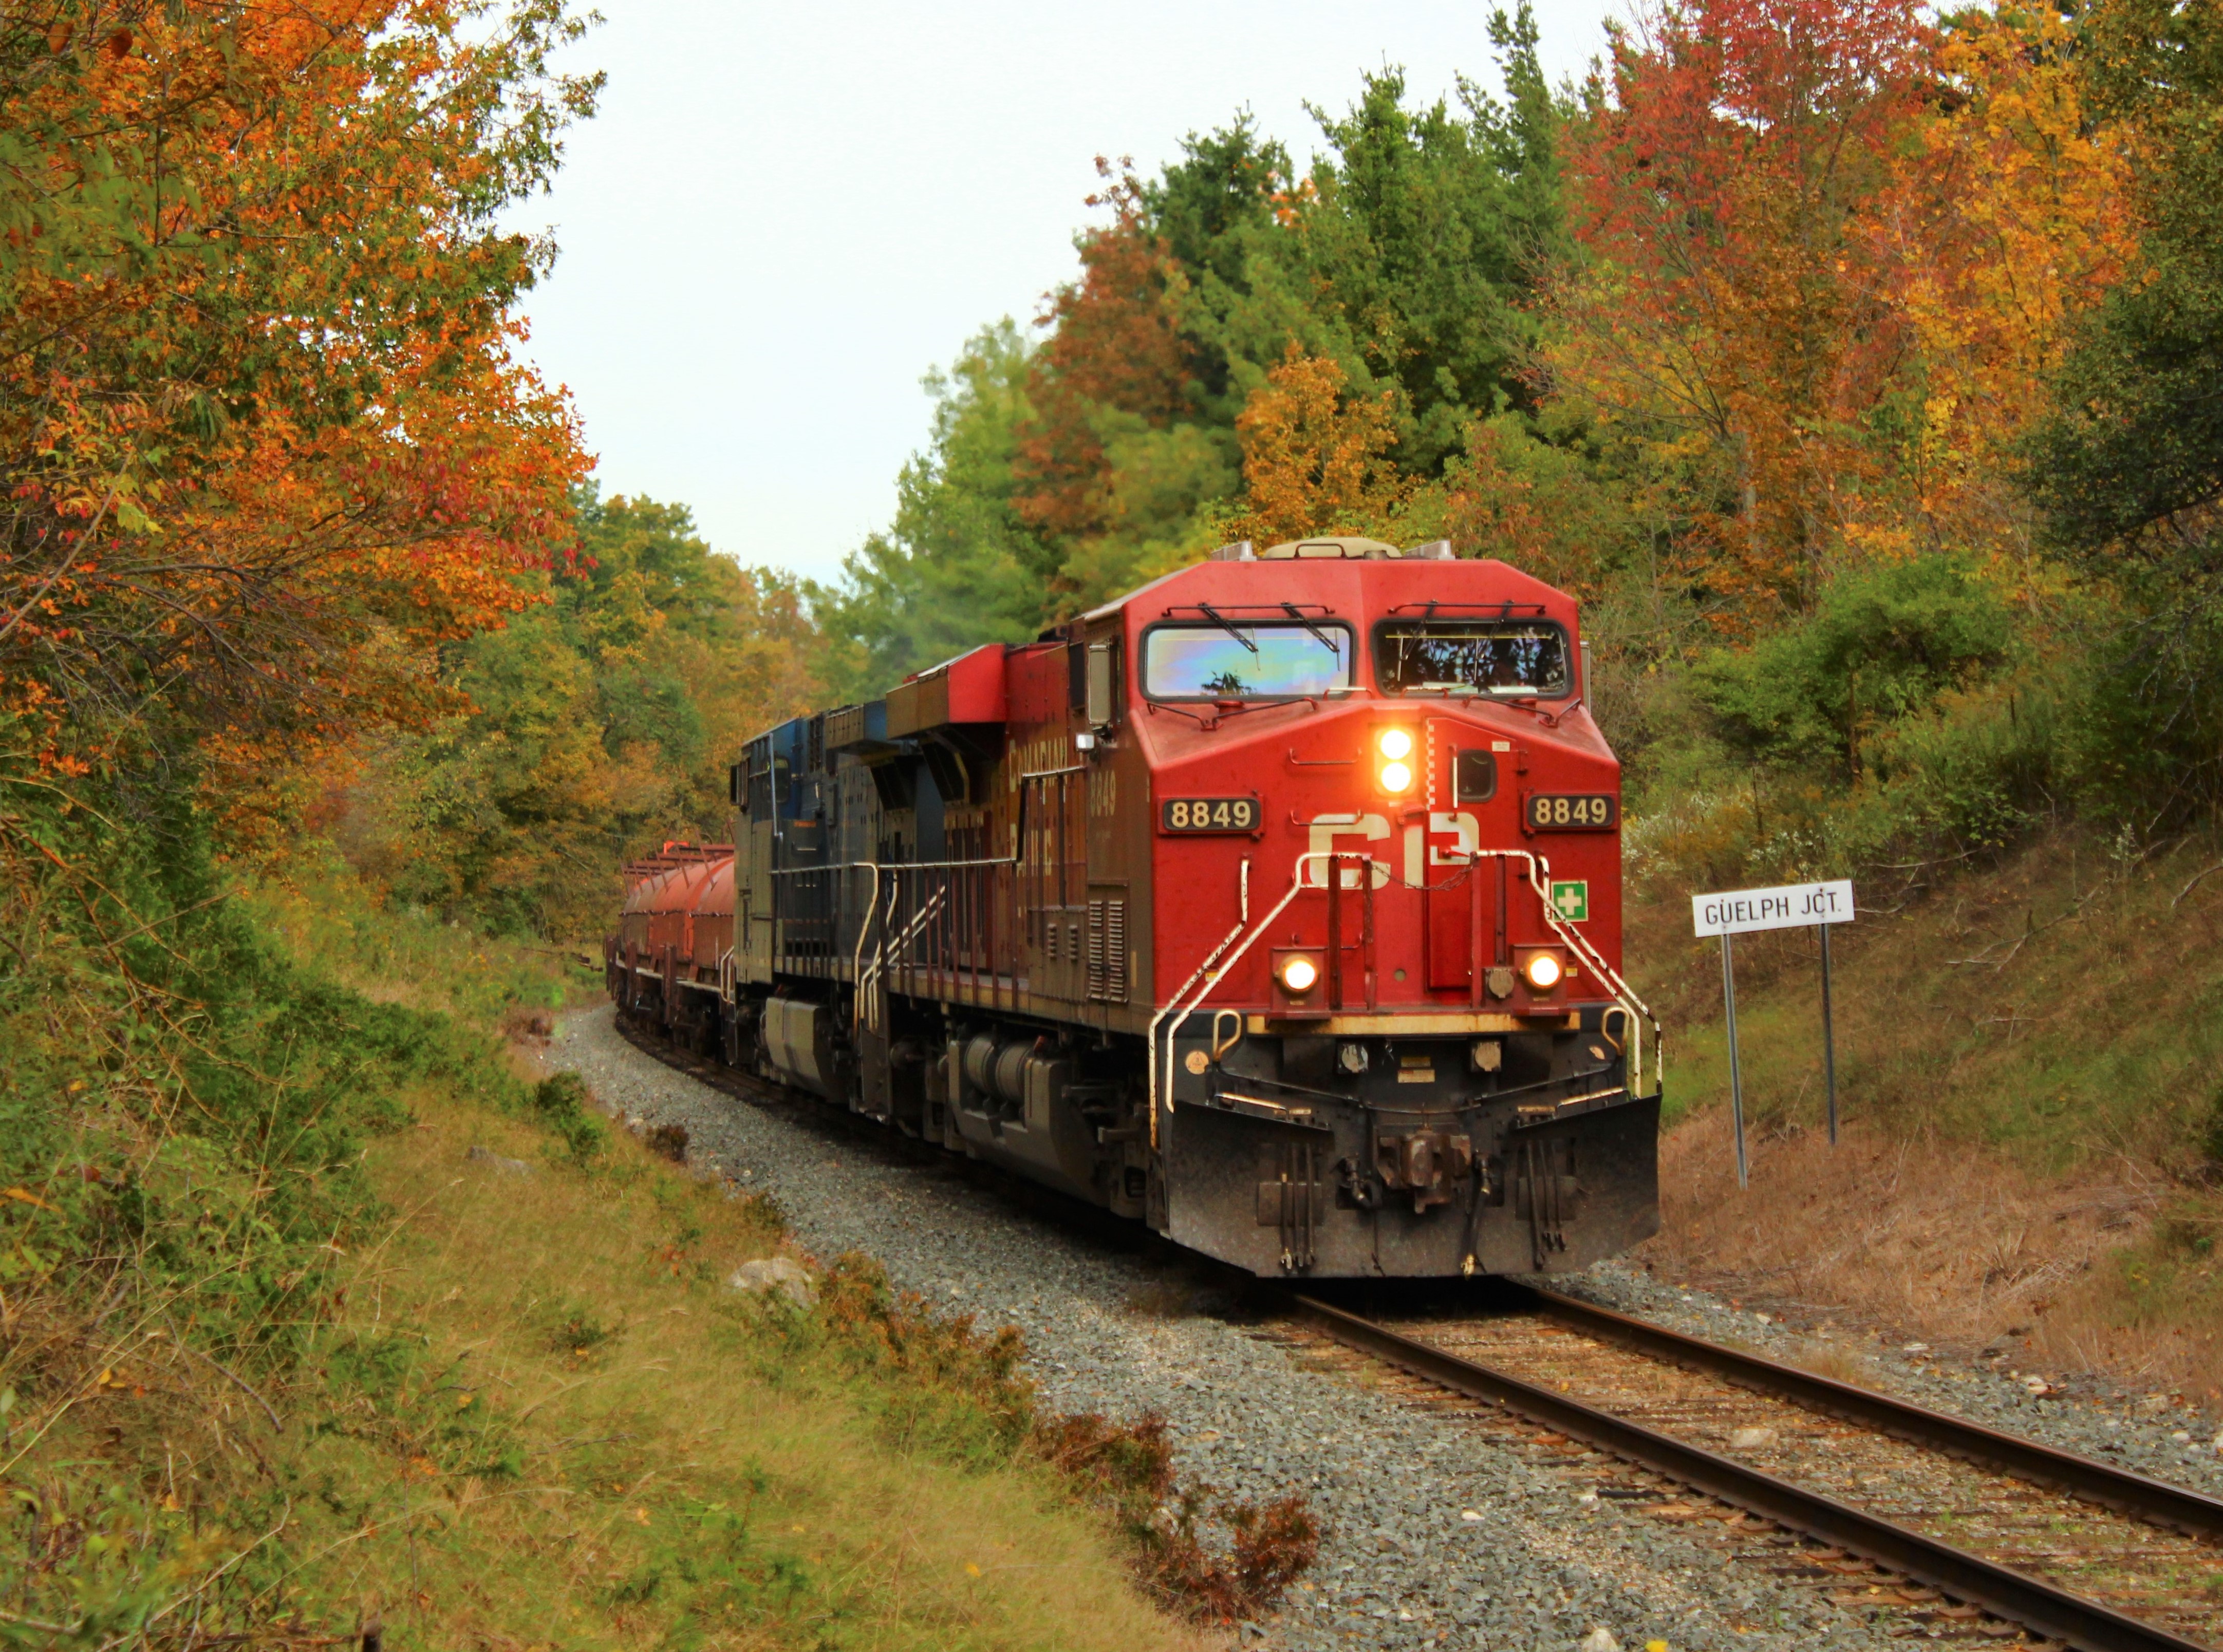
top-left (1692, 879), bottom-right (1855, 938)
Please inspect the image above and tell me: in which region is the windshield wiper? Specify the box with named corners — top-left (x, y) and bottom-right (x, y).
top-left (1281, 602), bottom-right (1341, 659)
top-left (1196, 603), bottom-right (1258, 653)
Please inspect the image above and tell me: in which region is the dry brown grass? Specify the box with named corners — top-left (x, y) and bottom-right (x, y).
top-left (1644, 1119), bottom-right (2212, 1377)
top-left (1625, 830), bottom-right (2223, 1405)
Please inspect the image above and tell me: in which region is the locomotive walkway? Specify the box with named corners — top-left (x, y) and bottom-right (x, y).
top-left (1286, 1290), bottom-right (2223, 1651)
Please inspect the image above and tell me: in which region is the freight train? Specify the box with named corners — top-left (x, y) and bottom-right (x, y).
top-left (607, 536), bottom-right (1662, 1278)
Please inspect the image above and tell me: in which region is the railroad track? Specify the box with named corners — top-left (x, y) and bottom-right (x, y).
top-left (1285, 1289), bottom-right (2223, 1652)
top-left (609, 1016), bottom-right (2223, 1649)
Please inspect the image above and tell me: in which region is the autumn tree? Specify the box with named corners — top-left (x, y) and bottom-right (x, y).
top-left (1228, 349), bottom-right (1409, 545)
top-left (0, 1), bottom-right (599, 822)
top-left (1015, 164), bottom-right (1203, 548)
top-left (1536, 0), bottom-right (2131, 626)
top-left (1539, 0), bottom-right (1938, 616)
top-left (2031, 0), bottom-right (2223, 566)
top-left (346, 492), bottom-right (823, 935)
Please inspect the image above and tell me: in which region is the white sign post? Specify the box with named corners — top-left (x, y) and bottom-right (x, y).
top-left (1691, 879), bottom-right (1856, 1187)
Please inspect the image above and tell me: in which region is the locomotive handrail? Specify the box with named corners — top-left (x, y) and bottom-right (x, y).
top-left (848, 860), bottom-right (884, 1036)
top-left (1481, 848), bottom-right (1661, 1103)
top-left (1151, 849), bottom-right (1333, 1146)
top-left (860, 885), bottom-right (947, 1024)
top-left (1516, 851), bottom-right (1661, 1098)
top-left (1149, 845), bottom-right (1664, 1149)
top-left (774, 855), bottom-right (1006, 994)
top-left (1144, 858), bottom-right (1253, 1150)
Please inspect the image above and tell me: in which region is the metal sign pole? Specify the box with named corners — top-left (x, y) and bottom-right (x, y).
top-left (1819, 920), bottom-right (1838, 1146)
top-left (1693, 878), bottom-right (1856, 1189)
top-left (1721, 931), bottom-right (1747, 1189)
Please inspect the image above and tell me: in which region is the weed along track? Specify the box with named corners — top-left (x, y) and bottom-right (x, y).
top-left (1283, 1291), bottom-right (2223, 1651)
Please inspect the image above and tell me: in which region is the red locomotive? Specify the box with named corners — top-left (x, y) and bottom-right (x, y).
top-left (610, 537), bottom-right (1662, 1276)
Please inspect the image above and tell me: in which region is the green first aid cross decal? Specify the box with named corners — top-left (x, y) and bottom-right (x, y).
top-left (1550, 880), bottom-right (1589, 922)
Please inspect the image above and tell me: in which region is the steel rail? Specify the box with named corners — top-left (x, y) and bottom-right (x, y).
top-left (1517, 1283), bottom-right (2223, 1544)
top-left (1289, 1294), bottom-right (2216, 1652)
top-left (604, 1011), bottom-right (2219, 1650)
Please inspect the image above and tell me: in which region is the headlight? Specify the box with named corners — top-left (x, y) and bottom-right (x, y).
top-left (1279, 955), bottom-right (1320, 994)
top-left (1378, 760), bottom-right (1414, 794)
top-left (1376, 727), bottom-right (1413, 761)
top-left (1522, 951), bottom-right (1564, 991)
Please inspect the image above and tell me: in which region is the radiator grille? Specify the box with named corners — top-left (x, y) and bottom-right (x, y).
top-left (1087, 898), bottom-right (1128, 1002)
top-left (824, 704), bottom-right (866, 752)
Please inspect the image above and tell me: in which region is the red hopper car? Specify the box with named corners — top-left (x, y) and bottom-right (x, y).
top-left (609, 537), bottom-right (1662, 1277)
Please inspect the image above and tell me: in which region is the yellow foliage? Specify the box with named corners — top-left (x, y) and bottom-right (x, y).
top-left (1227, 348), bottom-right (1411, 546)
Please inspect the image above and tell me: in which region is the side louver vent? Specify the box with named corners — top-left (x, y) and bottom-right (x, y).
top-left (1087, 897), bottom-right (1128, 1002)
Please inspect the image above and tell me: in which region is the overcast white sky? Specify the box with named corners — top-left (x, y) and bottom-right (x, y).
top-left (508, 1), bottom-right (1623, 585)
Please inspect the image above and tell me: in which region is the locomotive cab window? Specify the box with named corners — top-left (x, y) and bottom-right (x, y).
top-left (1142, 620), bottom-right (1353, 701)
top-left (1454, 749), bottom-right (1498, 803)
top-left (1374, 620), bottom-right (1572, 698)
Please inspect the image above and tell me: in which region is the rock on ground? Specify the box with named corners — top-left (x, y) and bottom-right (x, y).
top-left (465, 1144), bottom-right (534, 1177)
top-left (726, 1254), bottom-right (816, 1308)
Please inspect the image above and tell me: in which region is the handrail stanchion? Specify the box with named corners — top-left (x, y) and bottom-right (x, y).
top-left (1327, 852), bottom-right (1343, 1009)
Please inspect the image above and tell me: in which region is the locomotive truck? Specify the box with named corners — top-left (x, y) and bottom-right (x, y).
top-left (609, 536), bottom-right (1662, 1278)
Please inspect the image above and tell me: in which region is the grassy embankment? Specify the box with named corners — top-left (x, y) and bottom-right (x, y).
top-left (1624, 829), bottom-right (2223, 1403)
top-left (3, 856), bottom-right (1278, 1649)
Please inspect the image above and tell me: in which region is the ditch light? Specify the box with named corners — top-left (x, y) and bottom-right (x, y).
top-left (1520, 950), bottom-right (1564, 991)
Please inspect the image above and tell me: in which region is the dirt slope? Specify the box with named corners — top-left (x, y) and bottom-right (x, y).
top-left (1622, 832), bottom-right (2223, 1403)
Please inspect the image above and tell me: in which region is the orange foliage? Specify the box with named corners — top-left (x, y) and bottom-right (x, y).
top-left (1856, 7), bottom-right (2137, 571)
top-left (0, 1), bottom-right (596, 825)
top-left (1543, 0), bottom-right (2134, 618)
top-left (1548, 0), bottom-right (1936, 614)
top-left (1228, 348), bottom-right (1408, 546)
top-left (1444, 421), bottom-right (1562, 584)
top-left (1014, 161), bottom-right (1197, 543)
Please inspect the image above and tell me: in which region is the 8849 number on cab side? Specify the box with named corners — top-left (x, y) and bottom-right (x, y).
top-left (1160, 796), bottom-right (1261, 834)
top-left (1523, 792), bottom-right (1618, 832)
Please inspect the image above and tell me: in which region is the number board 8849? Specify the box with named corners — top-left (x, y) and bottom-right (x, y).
top-left (1523, 792), bottom-right (1618, 832)
top-left (1160, 796), bottom-right (1261, 834)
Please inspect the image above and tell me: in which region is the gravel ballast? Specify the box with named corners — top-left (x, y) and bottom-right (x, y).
top-left (550, 1007), bottom-right (1929, 1651)
top-left (1551, 1265), bottom-right (2223, 1500)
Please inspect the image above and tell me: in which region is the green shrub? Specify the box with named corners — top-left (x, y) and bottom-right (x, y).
top-left (2056, 604), bottom-right (2223, 836)
top-left (1696, 555), bottom-right (2014, 776)
top-left (1826, 677), bottom-right (2062, 868)
top-left (532, 1069), bottom-right (607, 1162)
